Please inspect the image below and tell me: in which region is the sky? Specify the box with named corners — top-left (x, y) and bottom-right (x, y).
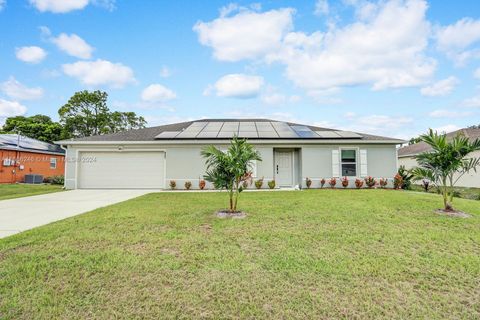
top-left (0, 0), bottom-right (480, 139)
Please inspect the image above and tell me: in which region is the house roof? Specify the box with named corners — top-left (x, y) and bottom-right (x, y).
top-left (56, 119), bottom-right (405, 144)
top-left (398, 128), bottom-right (480, 157)
top-left (0, 134), bottom-right (65, 155)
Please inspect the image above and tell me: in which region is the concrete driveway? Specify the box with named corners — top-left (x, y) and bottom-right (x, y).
top-left (0, 189), bottom-right (155, 239)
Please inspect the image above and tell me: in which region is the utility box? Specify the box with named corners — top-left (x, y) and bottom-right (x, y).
top-left (24, 174), bottom-right (43, 184)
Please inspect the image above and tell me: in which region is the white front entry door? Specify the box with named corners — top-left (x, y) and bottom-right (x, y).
top-left (275, 151), bottom-right (293, 187)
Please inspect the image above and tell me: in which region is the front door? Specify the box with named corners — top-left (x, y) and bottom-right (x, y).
top-left (275, 151), bottom-right (293, 187)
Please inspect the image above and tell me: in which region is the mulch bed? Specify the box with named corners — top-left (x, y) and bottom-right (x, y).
top-left (216, 211), bottom-right (247, 219)
top-left (435, 209), bottom-right (471, 218)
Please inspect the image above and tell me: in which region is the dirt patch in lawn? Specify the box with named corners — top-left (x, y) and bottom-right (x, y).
top-left (216, 210), bottom-right (247, 219)
top-left (435, 209), bottom-right (471, 218)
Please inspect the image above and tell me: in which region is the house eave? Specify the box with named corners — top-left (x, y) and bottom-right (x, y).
top-left (56, 139), bottom-right (406, 146)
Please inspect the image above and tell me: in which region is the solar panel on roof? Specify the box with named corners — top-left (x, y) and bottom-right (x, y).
top-left (189, 122), bottom-right (207, 128)
top-left (258, 131), bottom-right (279, 138)
top-left (155, 131), bottom-right (180, 138)
top-left (222, 122), bottom-right (239, 129)
top-left (176, 131), bottom-right (199, 138)
top-left (335, 131), bottom-right (362, 138)
top-left (217, 131), bottom-right (237, 138)
top-left (315, 131), bottom-right (342, 138)
top-left (238, 131), bottom-right (258, 138)
top-left (196, 131), bottom-right (219, 138)
top-left (277, 131), bottom-right (299, 138)
top-left (203, 122), bottom-right (223, 130)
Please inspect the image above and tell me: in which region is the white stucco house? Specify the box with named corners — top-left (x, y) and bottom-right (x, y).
top-left (398, 127), bottom-right (480, 188)
top-left (56, 119), bottom-right (405, 190)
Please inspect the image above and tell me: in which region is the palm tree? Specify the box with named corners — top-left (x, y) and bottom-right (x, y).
top-left (411, 129), bottom-right (480, 211)
top-left (201, 136), bottom-right (262, 212)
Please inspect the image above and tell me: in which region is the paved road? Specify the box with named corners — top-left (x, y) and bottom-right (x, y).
top-left (0, 189), bottom-right (155, 239)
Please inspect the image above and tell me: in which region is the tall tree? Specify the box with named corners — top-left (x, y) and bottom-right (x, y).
top-left (201, 136), bottom-right (262, 212)
top-left (59, 90), bottom-right (111, 138)
top-left (59, 90), bottom-right (146, 138)
top-left (0, 115), bottom-right (64, 142)
top-left (411, 129), bottom-right (480, 211)
top-left (108, 111), bottom-right (146, 133)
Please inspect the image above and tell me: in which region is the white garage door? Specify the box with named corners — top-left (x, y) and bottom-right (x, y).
top-left (77, 151), bottom-right (165, 189)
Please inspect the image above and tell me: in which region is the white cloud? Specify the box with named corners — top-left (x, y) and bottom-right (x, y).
top-left (15, 46), bottom-right (47, 64)
top-left (51, 33), bottom-right (94, 59)
top-left (274, 0), bottom-right (435, 90)
top-left (0, 77), bottom-right (44, 100)
top-left (0, 0), bottom-right (5, 11)
top-left (420, 76), bottom-right (458, 96)
top-left (433, 124), bottom-right (461, 134)
top-left (474, 68), bottom-right (480, 79)
top-left (196, 0), bottom-right (435, 91)
top-left (160, 66), bottom-right (171, 78)
top-left (207, 74), bottom-right (264, 98)
top-left (141, 84), bottom-right (176, 102)
top-left (193, 8), bottom-right (294, 61)
top-left (29, 0), bottom-right (114, 13)
top-left (29, 0), bottom-right (89, 13)
top-left (462, 96), bottom-right (480, 108)
top-left (428, 109), bottom-right (472, 118)
top-left (0, 99), bottom-right (27, 124)
top-left (314, 0), bottom-right (329, 16)
top-left (435, 17), bottom-right (480, 64)
top-left (62, 59), bottom-right (135, 88)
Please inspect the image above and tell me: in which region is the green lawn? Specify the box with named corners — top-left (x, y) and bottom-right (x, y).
top-left (1, 190), bottom-right (479, 319)
top-left (0, 184), bottom-right (63, 201)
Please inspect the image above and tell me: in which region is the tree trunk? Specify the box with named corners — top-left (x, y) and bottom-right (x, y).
top-left (233, 179), bottom-right (240, 212)
top-left (229, 191), bottom-right (234, 212)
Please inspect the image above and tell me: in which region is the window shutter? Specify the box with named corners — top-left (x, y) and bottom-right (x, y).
top-left (332, 150), bottom-right (340, 177)
top-left (360, 149), bottom-right (368, 177)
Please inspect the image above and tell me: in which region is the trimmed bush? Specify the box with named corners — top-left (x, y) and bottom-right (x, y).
top-left (379, 178), bottom-right (388, 188)
top-left (169, 180), bottom-right (176, 190)
top-left (341, 176), bottom-right (349, 188)
top-left (184, 181), bottom-right (192, 190)
top-left (199, 180), bottom-right (206, 190)
top-left (255, 178), bottom-right (264, 189)
top-left (355, 178), bottom-right (364, 189)
top-left (320, 178), bottom-right (326, 188)
top-left (268, 180), bottom-right (276, 189)
top-left (393, 174), bottom-right (403, 190)
top-left (306, 177), bottom-right (312, 189)
top-left (364, 176), bottom-right (376, 188)
top-left (329, 178), bottom-right (337, 188)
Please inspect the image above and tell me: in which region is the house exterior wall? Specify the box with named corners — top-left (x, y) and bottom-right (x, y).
top-left (63, 143), bottom-right (398, 189)
top-left (0, 149), bottom-right (65, 183)
top-left (398, 150), bottom-right (480, 188)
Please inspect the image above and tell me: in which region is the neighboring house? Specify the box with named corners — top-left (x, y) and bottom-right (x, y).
top-left (0, 134), bottom-right (65, 184)
top-left (398, 128), bottom-right (480, 188)
top-left (55, 119), bottom-right (405, 190)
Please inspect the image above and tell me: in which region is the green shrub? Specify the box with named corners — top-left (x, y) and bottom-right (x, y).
top-left (268, 180), bottom-right (275, 189)
top-left (398, 165), bottom-right (413, 190)
top-left (255, 178), bottom-right (264, 189)
top-left (45, 175), bottom-right (64, 185)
